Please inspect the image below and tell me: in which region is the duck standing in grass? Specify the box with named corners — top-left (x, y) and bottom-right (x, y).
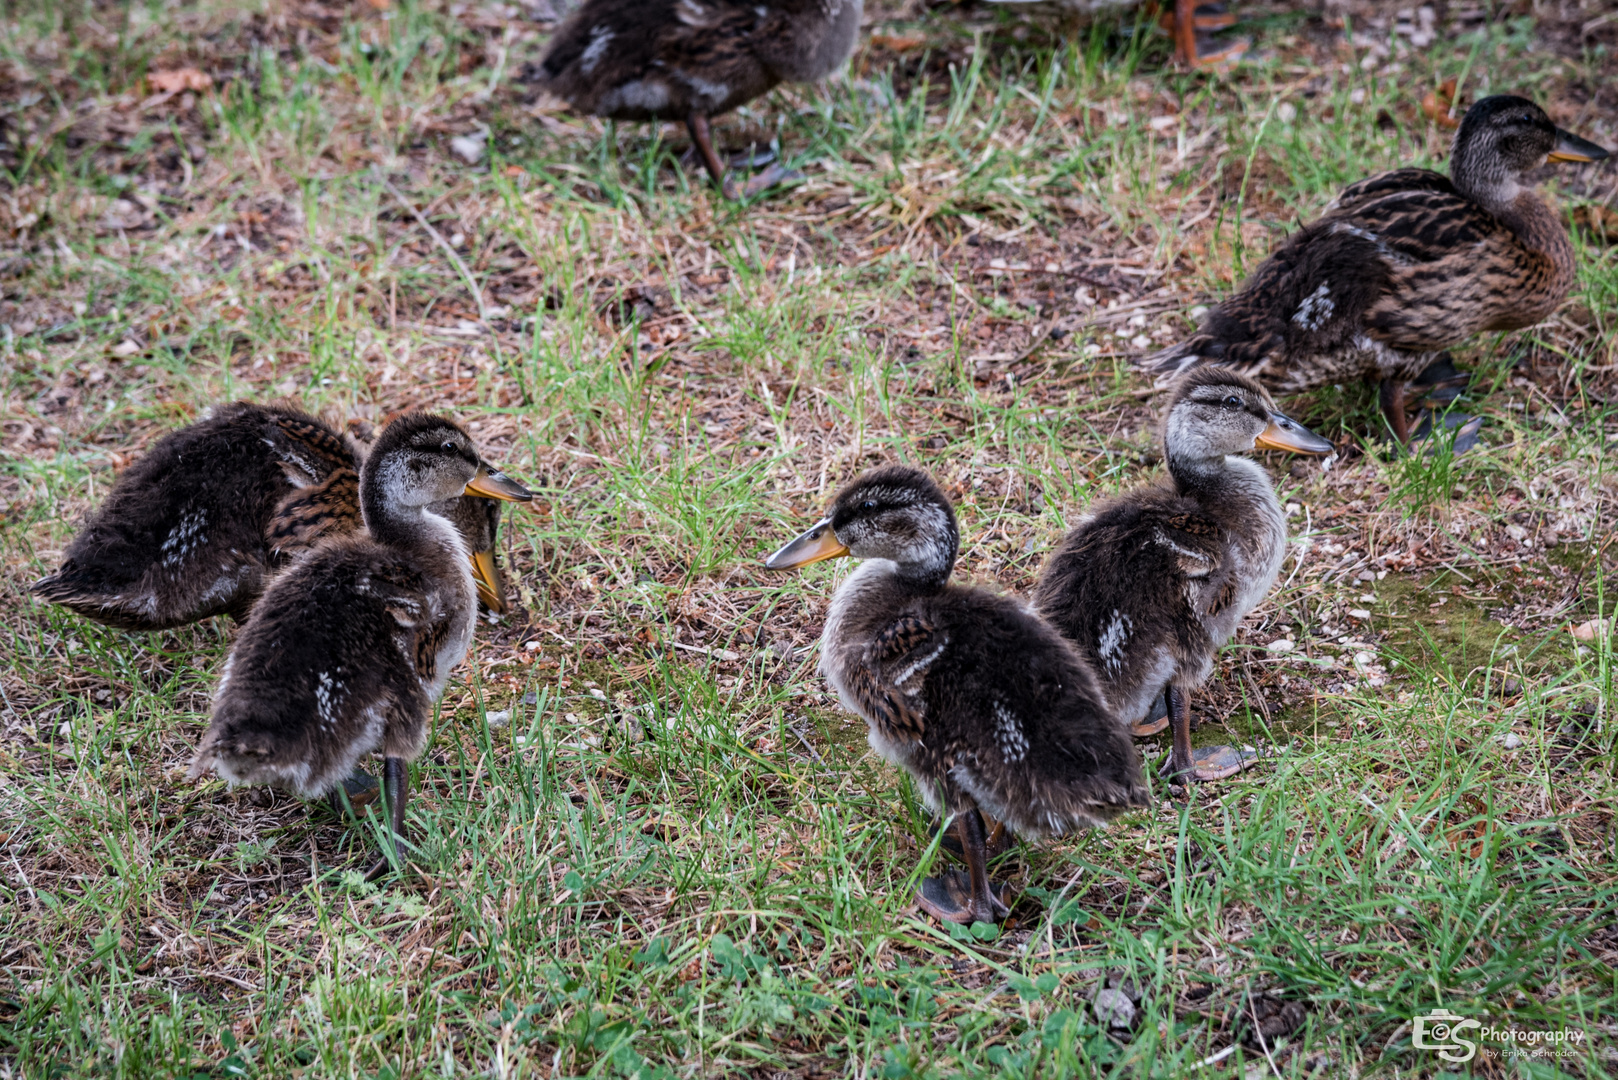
top-left (188, 414), bottom-right (532, 878)
top-left (1147, 96), bottom-right (1610, 446)
top-left (31, 403), bottom-right (520, 629)
top-left (535, 0), bottom-right (863, 198)
top-left (1035, 368), bottom-right (1333, 782)
top-left (765, 465), bottom-right (1147, 924)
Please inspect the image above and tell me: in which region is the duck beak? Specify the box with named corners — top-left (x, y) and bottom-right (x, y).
top-left (1548, 129), bottom-right (1611, 163)
top-left (764, 518), bottom-right (849, 570)
top-left (464, 464), bottom-right (533, 502)
top-left (469, 548), bottom-right (506, 612)
top-left (1256, 412), bottom-right (1335, 455)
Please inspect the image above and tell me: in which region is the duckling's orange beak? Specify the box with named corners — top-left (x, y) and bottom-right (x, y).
top-left (764, 518), bottom-right (849, 570)
top-left (1256, 412), bottom-right (1335, 455)
top-left (469, 548), bottom-right (506, 612)
top-left (464, 464), bottom-right (533, 502)
top-left (1548, 129), bottom-right (1611, 164)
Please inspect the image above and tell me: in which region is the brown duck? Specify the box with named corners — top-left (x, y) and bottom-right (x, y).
top-left (31, 403), bottom-right (522, 630)
top-left (765, 465), bottom-right (1147, 924)
top-left (188, 413), bottom-right (532, 878)
top-left (1035, 368), bottom-right (1333, 782)
top-left (1148, 96), bottom-right (1610, 444)
top-left (535, 0), bottom-right (863, 198)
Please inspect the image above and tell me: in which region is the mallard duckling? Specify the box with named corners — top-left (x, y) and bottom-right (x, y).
top-left (535, 0), bottom-right (863, 198)
top-left (1148, 96), bottom-right (1610, 445)
top-left (1034, 368), bottom-right (1332, 782)
top-left (765, 465), bottom-right (1147, 924)
top-left (187, 413), bottom-right (532, 876)
top-left (31, 403), bottom-right (520, 628)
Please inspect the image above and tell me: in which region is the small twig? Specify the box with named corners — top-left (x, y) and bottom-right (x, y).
top-left (374, 170), bottom-right (489, 324)
top-left (1193, 1044), bottom-right (1238, 1069)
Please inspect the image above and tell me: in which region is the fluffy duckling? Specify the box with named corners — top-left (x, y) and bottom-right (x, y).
top-left (1034, 369), bottom-right (1333, 782)
top-left (535, 0), bottom-right (863, 198)
top-left (766, 465), bottom-right (1147, 924)
top-left (1148, 96), bottom-right (1610, 445)
top-left (31, 403), bottom-right (520, 628)
top-left (187, 414), bottom-right (532, 876)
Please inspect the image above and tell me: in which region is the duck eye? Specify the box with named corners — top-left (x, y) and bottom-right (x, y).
top-left (860, 499), bottom-right (878, 511)
top-left (441, 440), bottom-right (456, 453)
top-left (1223, 394), bottom-right (1243, 407)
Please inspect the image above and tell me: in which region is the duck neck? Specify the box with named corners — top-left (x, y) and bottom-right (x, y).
top-left (890, 555), bottom-right (951, 595)
top-left (1167, 449), bottom-right (1271, 508)
top-left (1452, 154), bottom-right (1570, 272)
top-left (361, 484), bottom-right (456, 553)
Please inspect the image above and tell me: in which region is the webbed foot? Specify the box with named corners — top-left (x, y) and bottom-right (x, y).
top-left (917, 871), bottom-right (1012, 925)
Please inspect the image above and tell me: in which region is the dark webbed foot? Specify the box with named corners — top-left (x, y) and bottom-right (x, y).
top-left (1406, 355), bottom-right (1470, 408)
top-left (327, 767), bottom-right (381, 817)
top-left (1130, 690), bottom-right (1170, 737)
top-left (1411, 410), bottom-right (1484, 455)
top-left (1162, 743), bottom-right (1258, 782)
top-left (1164, 686), bottom-right (1258, 782)
top-left (918, 807), bottom-right (1013, 924)
top-left (917, 871), bottom-right (1012, 925)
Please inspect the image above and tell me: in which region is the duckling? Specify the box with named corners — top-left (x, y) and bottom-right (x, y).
top-left (535, 0), bottom-right (863, 199)
top-left (187, 414), bottom-right (532, 876)
top-left (1034, 368), bottom-right (1333, 782)
top-left (765, 465), bottom-right (1147, 924)
top-left (31, 403), bottom-right (520, 629)
top-left (1148, 96), bottom-right (1611, 445)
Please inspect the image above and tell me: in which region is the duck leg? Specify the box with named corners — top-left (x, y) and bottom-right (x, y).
top-left (1378, 377), bottom-right (1413, 448)
top-left (1163, 686), bottom-right (1254, 783)
top-left (933, 813), bottom-right (1014, 861)
top-left (685, 112), bottom-right (737, 199)
top-left (364, 756), bottom-right (411, 881)
top-left (918, 808), bottom-right (1012, 925)
top-left (685, 112), bottom-right (801, 200)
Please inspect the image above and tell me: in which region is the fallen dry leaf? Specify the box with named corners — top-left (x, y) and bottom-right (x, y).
top-left (1571, 618), bottom-right (1610, 641)
top-left (148, 68), bottom-right (213, 94)
top-left (1570, 204), bottom-right (1618, 243)
top-left (870, 31), bottom-right (928, 52)
top-left (1421, 77), bottom-right (1461, 129)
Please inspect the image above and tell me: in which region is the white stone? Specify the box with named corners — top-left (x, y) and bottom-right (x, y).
top-left (1265, 638), bottom-right (1294, 653)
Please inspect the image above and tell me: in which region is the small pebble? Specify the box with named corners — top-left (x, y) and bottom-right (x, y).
top-left (1265, 638), bottom-right (1294, 653)
top-left (1499, 732), bottom-right (1523, 750)
top-left (1353, 651), bottom-right (1375, 670)
top-left (1348, 609), bottom-right (1371, 620)
top-left (1092, 986), bottom-right (1136, 1029)
top-left (485, 710), bottom-right (511, 729)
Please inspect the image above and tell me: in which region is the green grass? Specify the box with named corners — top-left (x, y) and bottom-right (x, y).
top-left (3, 1), bottom-right (1617, 1077)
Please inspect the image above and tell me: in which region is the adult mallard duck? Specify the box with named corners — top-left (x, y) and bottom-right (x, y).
top-left (535, 0), bottom-right (863, 198)
top-left (31, 403), bottom-right (521, 629)
top-left (765, 465), bottom-right (1147, 924)
top-left (1148, 96), bottom-right (1610, 445)
top-left (1034, 368), bottom-right (1332, 782)
top-left (188, 413), bottom-right (532, 878)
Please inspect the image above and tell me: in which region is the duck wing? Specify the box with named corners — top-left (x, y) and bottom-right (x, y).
top-left (843, 611), bottom-right (941, 743)
top-left (537, 0), bottom-right (783, 119)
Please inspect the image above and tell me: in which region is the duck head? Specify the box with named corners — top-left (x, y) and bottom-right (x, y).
top-left (1163, 368), bottom-right (1334, 475)
top-left (361, 414), bottom-right (532, 592)
top-left (764, 465), bottom-right (958, 589)
top-left (1451, 96), bottom-right (1610, 210)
